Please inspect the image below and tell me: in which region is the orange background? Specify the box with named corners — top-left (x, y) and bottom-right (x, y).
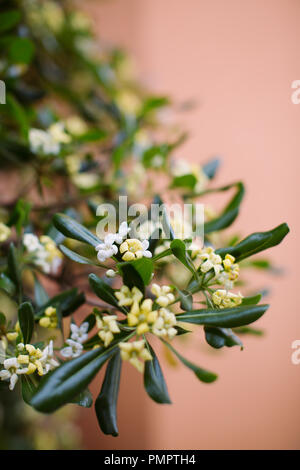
top-left (79, 0), bottom-right (300, 449)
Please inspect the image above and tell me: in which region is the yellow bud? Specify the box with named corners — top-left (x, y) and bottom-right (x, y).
top-left (26, 363), bottom-right (37, 375)
top-left (7, 332), bottom-right (18, 342)
top-left (39, 317), bottom-right (51, 328)
top-left (17, 355), bottom-right (29, 365)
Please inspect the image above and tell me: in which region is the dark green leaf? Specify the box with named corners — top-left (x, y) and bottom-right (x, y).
top-left (117, 258), bottom-right (154, 292)
top-left (7, 243), bottom-right (21, 298)
top-left (144, 343), bottom-right (171, 404)
top-left (21, 375), bottom-right (39, 405)
top-left (18, 302), bottom-right (34, 344)
top-left (216, 223), bottom-right (289, 261)
top-left (8, 38), bottom-right (35, 64)
top-left (89, 274), bottom-right (124, 312)
top-left (95, 351), bottom-right (122, 436)
top-left (204, 326), bottom-right (243, 349)
top-left (53, 213), bottom-right (99, 247)
top-left (59, 244), bottom-right (99, 265)
top-left (176, 304), bottom-right (269, 328)
top-left (204, 182), bottom-right (245, 234)
top-left (170, 239), bottom-right (198, 279)
top-left (176, 288), bottom-right (193, 311)
top-left (242, 293), bottom-right (262, 306)
top-left (0, 273), bottom-right (16, 296)
top-left (161, 339), bottom-right (217, 383)
top-left (0, 10), bottom-right (21, 33)
top-left (30, 345), bottom-right (121, 413)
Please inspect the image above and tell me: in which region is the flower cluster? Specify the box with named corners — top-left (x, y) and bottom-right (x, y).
top-left (60, 322), bottom-right (89, 359)
top-left (39, 306), bottom-right (58, 329)
top-left (95, 222), bottom-right (152, 264)
top-left (29, 122), bottom-right (71, 156)
top-left (0, 340), bottom-right (58, 390)
top-left (23, 233), bottom-right (63, 275)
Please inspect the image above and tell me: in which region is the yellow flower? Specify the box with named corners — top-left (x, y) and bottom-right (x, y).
top-left (17, 343), bottom-right (44, 376)
top-left (212, 289), bottom-right (243, 309)
top-left (119, 238), bottom-right (152, 261)
top-left (97, 315), bottom-right (120, 347)
top-left (115, 286), bottom-right (143, 310)
top-left (0, 223), bottom-right (11, 242)
top-left (223, 254), bottom-right (239, 281)
top-left (39, 306), bottom-right (58, 329)
top-left (151, 284), bottom-right (175, 307)
top-left (119, 340), bottom-right (152, 373)
top-left (152, 308), bottom-right (177, 340)
top-left (127, 298), bottom-right (158, 335)
top-left (6, 332), bottom-right (18, 342)
top-left (198, 246), bottom-right (222, 276)
top-left (64, 116), bottom-right (88, 136)
top-left (49, 122), bottom-right (71, 144)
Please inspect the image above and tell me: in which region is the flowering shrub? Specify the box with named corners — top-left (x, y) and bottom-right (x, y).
top-left (0, 0), bottom-right (289, 439)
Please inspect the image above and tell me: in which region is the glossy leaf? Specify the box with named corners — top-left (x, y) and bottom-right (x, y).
top-left (59, 244), bottom-right (99, 265)
top-left (89, 274), bottom-right (124, 312)
top-left (34, 276), bottom-right (49, 308)
top-left (117, 258), bottom-right (154, 292)
top-left (162, 339), bottom-right (217, 383)
top-left (216, 223), bottom-right (289, 261)
top-left (95, 351), bottom-right (122, 436)
top-left (144, 343), bottom-right (171, 404)
top-left (53, 213), bottom-right (99, 247)
top-left (18, 302), bottom-right (34, 344)
top-left (70, 389), bottom-right (93, 408)
top-left (205, 182), bottom-right (245, 234)
top-left (204, 327), bottom-right (243, 349)
top-left (176, 304), bottom-right (269, 328)
top-left (30, 345), bottom-right (119, 413)
top-left (170, 239), bottom-right (198, 279)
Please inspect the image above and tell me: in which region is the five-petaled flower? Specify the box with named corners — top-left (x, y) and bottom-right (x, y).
top-left (212, 289), bottom-right (243, 309)
top-left (97, 315), bottom-right (120, 347)
top-left (119, 340), bottom-right (152, 373)
top-left (0, 357), bottom-right (28, 390)
top-left (120, 238), bottom-right (152, 261)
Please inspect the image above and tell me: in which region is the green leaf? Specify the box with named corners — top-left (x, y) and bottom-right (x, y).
top-left (95, 351), bottom-right (122, 436)
top-left (0, 10), bottom-right (21, 33)
top-left (30, 345), bottom-right (120, 413)
top-left (202, 158), bottom-right (221, 179)
top-left (0, 273), bottom-right (16, 296)
top-left (82, 313), bottom-right (96, 332)
top-left (171, 174), bottom-right (198, 190)
top-left (6, 94), bottom-right (29, 138)
top-left (34, 276), bottom-right (49, 308)
top-left (117, 258), bottom-right (154, 292)
top-left (161, 339), bottom-right (217, 383)
top-left (0, 312), bottom-right (6, 326)
top-left (176, 288), bottom-right (193, 311)
top-left (8, 37), bottom-right (35, 64)
top-left (18, 302), bottom-right (34, 344)
top-left (204, 327), bottom-right (243, 349)
top-left (170, 239), bottom-right (198, 279)
top-left (216, 223), bottom-right (289, 261)
top-left (89, 274), bottom-right (124, 311)
top-left (144, 342), bottom-right (171, 404)
top-left (7, 243), bottom-right (21, 298)
top-left (36, 288), bottom-right (85, 319)
top-left (53, 213), bottom-right (100, 247)
top-left (59, 244), bottom-right (99, 266)
top-left (242, 293), bottom-right (262, 306)
top-left (204, 182), bottom-right (245, 234)
top-left (21, 375), bottom-right (39, 405)
top-left (8, 199), bottom-right (31, 235)
top-left (70, 388), bottom-right (93, 408)
top-left (176, 304), bottom-right (269, 328)
top-left (77, 129), bottom-right (107, 142)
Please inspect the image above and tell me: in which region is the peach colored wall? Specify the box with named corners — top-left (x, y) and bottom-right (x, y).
top-left (81, 0), bottom-right (300, 449)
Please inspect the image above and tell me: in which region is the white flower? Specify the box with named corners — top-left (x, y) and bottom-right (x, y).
top-left (0, 357), bottom-right (28, 390)
top-left (70, 322), bottom-right (89, 344)
top-left (29, 128), bottom-right (60, 155)
top-left (95, 233), bottom-right (118, 263)
top-left (48, 122), bottom-right (71, 144)
top-left (198, 246), bottom-right (223, 276)
top-left (23, 233), bottom-right (42, 252)
top-left (60, 339), bottom-right (83, 359)
top-left (40, 340), bottom-right (59, 374)
top-left (106, 269), bottom-right (116, 278)
top-left (119, 238), bottom-right (152, 261)
top-left (152, 308), bottom-right (177, 340)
